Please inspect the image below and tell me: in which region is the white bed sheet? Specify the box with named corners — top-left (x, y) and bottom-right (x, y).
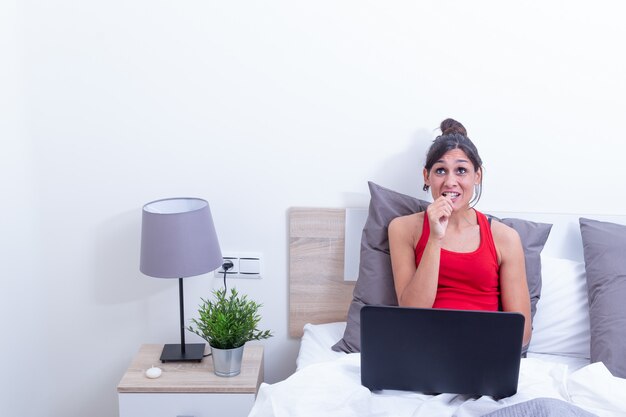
top-left (251, 322), bottom-right (626, 417)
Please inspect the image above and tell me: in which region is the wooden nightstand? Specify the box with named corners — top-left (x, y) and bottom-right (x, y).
top-left (117, 344), bottom-right (264, 417)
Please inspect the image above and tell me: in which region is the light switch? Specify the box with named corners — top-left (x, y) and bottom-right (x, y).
top-left (239, 257), bottom-right (260, 275)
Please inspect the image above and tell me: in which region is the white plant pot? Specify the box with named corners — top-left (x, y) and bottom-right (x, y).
top-left (210, 345), bottom-right (244, 377)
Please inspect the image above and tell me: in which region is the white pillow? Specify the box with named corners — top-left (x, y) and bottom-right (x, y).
top-left (297, 322), bottom-right (347, 371)
top-left (528, 256), bottom-right (590, 358)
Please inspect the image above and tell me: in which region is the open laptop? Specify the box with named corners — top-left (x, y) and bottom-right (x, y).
top-left (360, 305), bottom-right (525, 398)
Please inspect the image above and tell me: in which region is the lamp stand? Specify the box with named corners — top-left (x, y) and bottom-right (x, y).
top-left (160, 278), bottom-right (205, 362)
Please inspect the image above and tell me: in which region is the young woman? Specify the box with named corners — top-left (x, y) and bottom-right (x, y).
top-left (388, 118), bottom-right (532, 346)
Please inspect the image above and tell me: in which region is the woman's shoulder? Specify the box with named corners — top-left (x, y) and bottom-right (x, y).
top-left (388, 211), bottom-right (425, 242)
top-left (389, 211), bottom-right (424, 228)
top-left (488, 217), bottom-right (522, 248)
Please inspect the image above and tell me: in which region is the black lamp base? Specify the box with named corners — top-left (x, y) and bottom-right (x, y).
top-left (160, 343), bottom-right (206, 362)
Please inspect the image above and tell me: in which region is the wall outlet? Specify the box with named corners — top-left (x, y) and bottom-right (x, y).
top-left (214, 253), bottom-right (262, 279)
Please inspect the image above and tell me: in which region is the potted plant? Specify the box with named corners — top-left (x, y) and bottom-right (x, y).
top-left (188, 287), bottom-right (272, 377)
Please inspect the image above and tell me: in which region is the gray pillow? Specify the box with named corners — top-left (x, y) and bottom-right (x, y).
top-left (579, 218), bottom-right (626, 378)
top-left (331, 182), bottom-right (429, 352)
top-left (332, 182), bottom-right (552, 353)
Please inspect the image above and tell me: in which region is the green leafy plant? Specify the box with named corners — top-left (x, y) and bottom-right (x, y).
top-left (188, 287), bottom-right (273, 349)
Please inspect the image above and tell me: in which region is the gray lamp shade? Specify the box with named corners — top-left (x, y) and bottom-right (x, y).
top-left (140, 197), bottom-right (223, 278)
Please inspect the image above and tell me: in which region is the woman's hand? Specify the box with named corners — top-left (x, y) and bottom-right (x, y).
top-left (426, 195), bottom-right (453, 240)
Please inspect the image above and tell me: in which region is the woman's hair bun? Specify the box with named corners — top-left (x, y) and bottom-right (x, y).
top-left (440, 118), bottom-right (467, 137)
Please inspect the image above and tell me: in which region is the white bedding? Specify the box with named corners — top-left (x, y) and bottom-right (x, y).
top-left (250, 322), bottom-right (626, 417)
top-left (295, 322), bottom-right (347, 371)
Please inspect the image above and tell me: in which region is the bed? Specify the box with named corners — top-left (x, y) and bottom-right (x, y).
top-left (250, 183), bottom-right (626, 417)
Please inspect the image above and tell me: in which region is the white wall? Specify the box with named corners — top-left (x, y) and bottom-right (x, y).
top-left (2, 1), bottom-right (626, 416)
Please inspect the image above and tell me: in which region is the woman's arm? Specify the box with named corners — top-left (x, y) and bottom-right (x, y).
top-left (389, 213), bottom-right (440, 307)
top-left (492, 221), bottom-right (532, 346)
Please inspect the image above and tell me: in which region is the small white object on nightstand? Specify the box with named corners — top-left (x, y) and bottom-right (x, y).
top-left (145, 366), bottom-right (162, 379)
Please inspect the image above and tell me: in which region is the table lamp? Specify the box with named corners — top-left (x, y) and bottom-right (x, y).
top-left (140, 197), bottom-right (223, 362)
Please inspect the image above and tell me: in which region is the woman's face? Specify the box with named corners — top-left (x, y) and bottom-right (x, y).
top-left (423, 148), bottom-right (481, 210)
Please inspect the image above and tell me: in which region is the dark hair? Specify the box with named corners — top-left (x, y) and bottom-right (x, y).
top-left (424, 118), bottom-right (483, 206)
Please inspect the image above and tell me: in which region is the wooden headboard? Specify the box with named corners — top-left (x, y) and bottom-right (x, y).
top-left (288, 208), bottom-right (356, 337)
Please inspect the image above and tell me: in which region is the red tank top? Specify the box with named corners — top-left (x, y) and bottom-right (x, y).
top-left (414, 210), bottom-right (500, 311)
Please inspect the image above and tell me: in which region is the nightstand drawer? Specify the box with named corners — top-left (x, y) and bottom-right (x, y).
top-left (118, 392), bottom-right (256, 417)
